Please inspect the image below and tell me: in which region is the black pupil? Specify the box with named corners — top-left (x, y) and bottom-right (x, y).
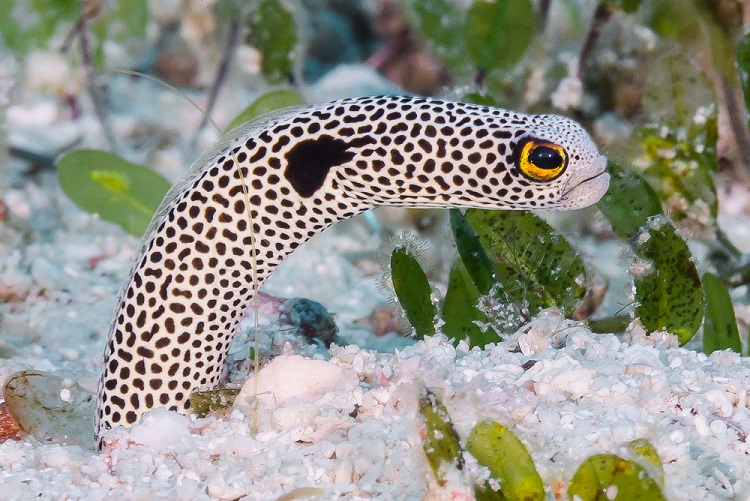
top-left (529, 146), bottom-right (563, 170)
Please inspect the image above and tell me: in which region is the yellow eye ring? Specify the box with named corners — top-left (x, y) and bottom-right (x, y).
top-left (515, 138), bottom-right (568, 182)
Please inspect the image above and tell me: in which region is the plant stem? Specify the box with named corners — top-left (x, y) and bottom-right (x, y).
top-left (538, 0), bottom-right (551, 31)
top-left (577, 3), bottom-right (612, 80)
top-left (8, 146), bottom-right (56, 170)
top-left (718, 75), bottom-right (750, 184)
top-left (474, 68), bottom-right (486, 88)
top-left (721, 259), bottom-right (750, 289)
top-left (77, 9), bottom-right (118, 154)
top-left (0, 54), bottom-right (17, 186)
top-left (196, 18), bottom-right (241, 134)
top-left (715, 224), bottom-right (743, 259)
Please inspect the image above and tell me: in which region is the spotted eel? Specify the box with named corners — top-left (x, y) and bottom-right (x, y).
top-left (95, 95), bottom-right (609, 449)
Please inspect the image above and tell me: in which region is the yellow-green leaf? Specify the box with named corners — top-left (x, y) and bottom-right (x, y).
top-left (466, 420), bottom-right (544, 501)
top-left (58, 149), bottom-right (171, 237)
top-left (90, 171), bottom-right (130, 194)
top-left (627, 438), bottom-right (664, 487)
top-left (418, 388), bottom-right (463, 486)
top-left (568, 454), bottom-right (667, 500)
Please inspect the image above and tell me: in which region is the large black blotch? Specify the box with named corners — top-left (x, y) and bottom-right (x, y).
top-left (284, 135), bottom-right (360, 198)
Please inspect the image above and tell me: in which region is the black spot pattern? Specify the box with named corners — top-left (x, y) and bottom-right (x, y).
top-left (95, 95), bottom-right (606, 450)
top-left (284, 135), bottom-right (354, 197)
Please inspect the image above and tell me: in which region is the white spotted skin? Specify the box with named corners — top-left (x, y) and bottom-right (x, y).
top-left (95, 95), bottom-right (608, 449)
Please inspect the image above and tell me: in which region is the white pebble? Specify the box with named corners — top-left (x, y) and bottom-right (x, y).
top-left (548, 368), bottom-right (595, 397)
top-left (669, 430), bottom-right (685, 443)
top-left (704, 389), bottom-right (733, 417)
top-left (336, 441), bottom-right (355, 458)
top-left (370, 386), bottom-right (391, 405)
top-left (237, 355), bottom-right (358, 408)
top-left (694, 415), bottom-right (710, 437)
top-left (127, 408), bottom-right (191, 449)
top-left (39, 445), bottom-right (73, 469)
top-left (334, 459), bottom-right (353, 484)
top-left (273, 405), bottom-right (318, 429)
top-left (206, 473), bottom-right (248, 500)
top-left (605, 485), bottom-right (618, 499)
top-left (536, 408), bottom-right (560, 425)
top-left (59, 388), bottom-right (72, 403)
top-left (31, 256), bottom-right (65, 290)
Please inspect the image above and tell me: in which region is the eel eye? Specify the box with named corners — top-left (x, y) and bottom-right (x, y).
top-left (516, 138), bottom-right (568, 182)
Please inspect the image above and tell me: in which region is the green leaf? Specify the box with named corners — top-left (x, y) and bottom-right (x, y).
top-left (473, 484), bottom-right (507, 501)
top-left (4, 370), bottom-right (95, 450)
top-left (442, 261), bottom-right (497, 347)
top-left (596, 162), bottom-right (662, 240)
top-left (450, 209), bottom-right (494, 295)
top-left (409, 0), bottom-right (471, 76)
top-left (465, 209), bottom-right (587, 320)
top-left (647, 0), bottom-right (735, 78)
top-left (643, 51), bottom-right (715, 128)
top-left (58, 149), bottom-right (171, 237)
top-left (90, 170), bottom-right (129, 193)
top-left (247, 0), bottom-right (298, 84)
top-left (627, 438), bottom-right (664, 487)
top-left (737, 32), bottom-right (750, 114)
top-left (633, 216), bottom-right (703, 344)
top-left (94, 0), bottom-right (148, 42)
top-left (391, 246), bottom-right (437, 338)
top-left (587, 315), bottom-right (632, 334)
top-left (418, 388), bottom-right (464, 486)
top-left (225, 89), bottom-right (305, 132)
top-left (464, 0), bottom-right (534, 72)
top-left (189, 388), bottom-right (240, 418)
top-left (463, 92), bottom-right (504, 108)
top-left (466, 420), bottom-right (544, 501)
top-left (0, 0), bottom-right (79, 53)
top-left (636, 122), bottom-right (719, 226)
top-left (568, 454), bottom-right (667, 501)
top-left (702, 272), bottom-right (742, 355)
top-left (620, 0), bottom-right (642, 13)
top-left (90, 0), bottom-right (148, 68)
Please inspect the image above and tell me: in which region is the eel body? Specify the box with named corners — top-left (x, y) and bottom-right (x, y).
top-left (95, 95), bottom-right (609, 449)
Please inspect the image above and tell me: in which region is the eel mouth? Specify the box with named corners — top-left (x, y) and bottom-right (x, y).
top-left (560, 156), bottom-right (610, 208)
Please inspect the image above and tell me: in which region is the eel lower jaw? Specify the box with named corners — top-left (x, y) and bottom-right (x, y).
top-left (559, 156), bottom-right (610, 208)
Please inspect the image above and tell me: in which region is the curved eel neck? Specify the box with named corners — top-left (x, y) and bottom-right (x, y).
top-left (95, 95), bottom-right (604, 449)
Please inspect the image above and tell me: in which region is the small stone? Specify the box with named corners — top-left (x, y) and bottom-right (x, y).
top-left (236, 354), bottom-right (358, 408)
top-left (368, 305), bottom-right (404, 336)
top-left (153, 51), bottom-right (199, 87)
top-left (206, 473), bottom-right (248, 500)
top-left (281, 297), bottom-right (339, 345)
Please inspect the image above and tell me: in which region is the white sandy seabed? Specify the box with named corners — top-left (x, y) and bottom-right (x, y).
top-left (1, 168), bottom-right (750, 500)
